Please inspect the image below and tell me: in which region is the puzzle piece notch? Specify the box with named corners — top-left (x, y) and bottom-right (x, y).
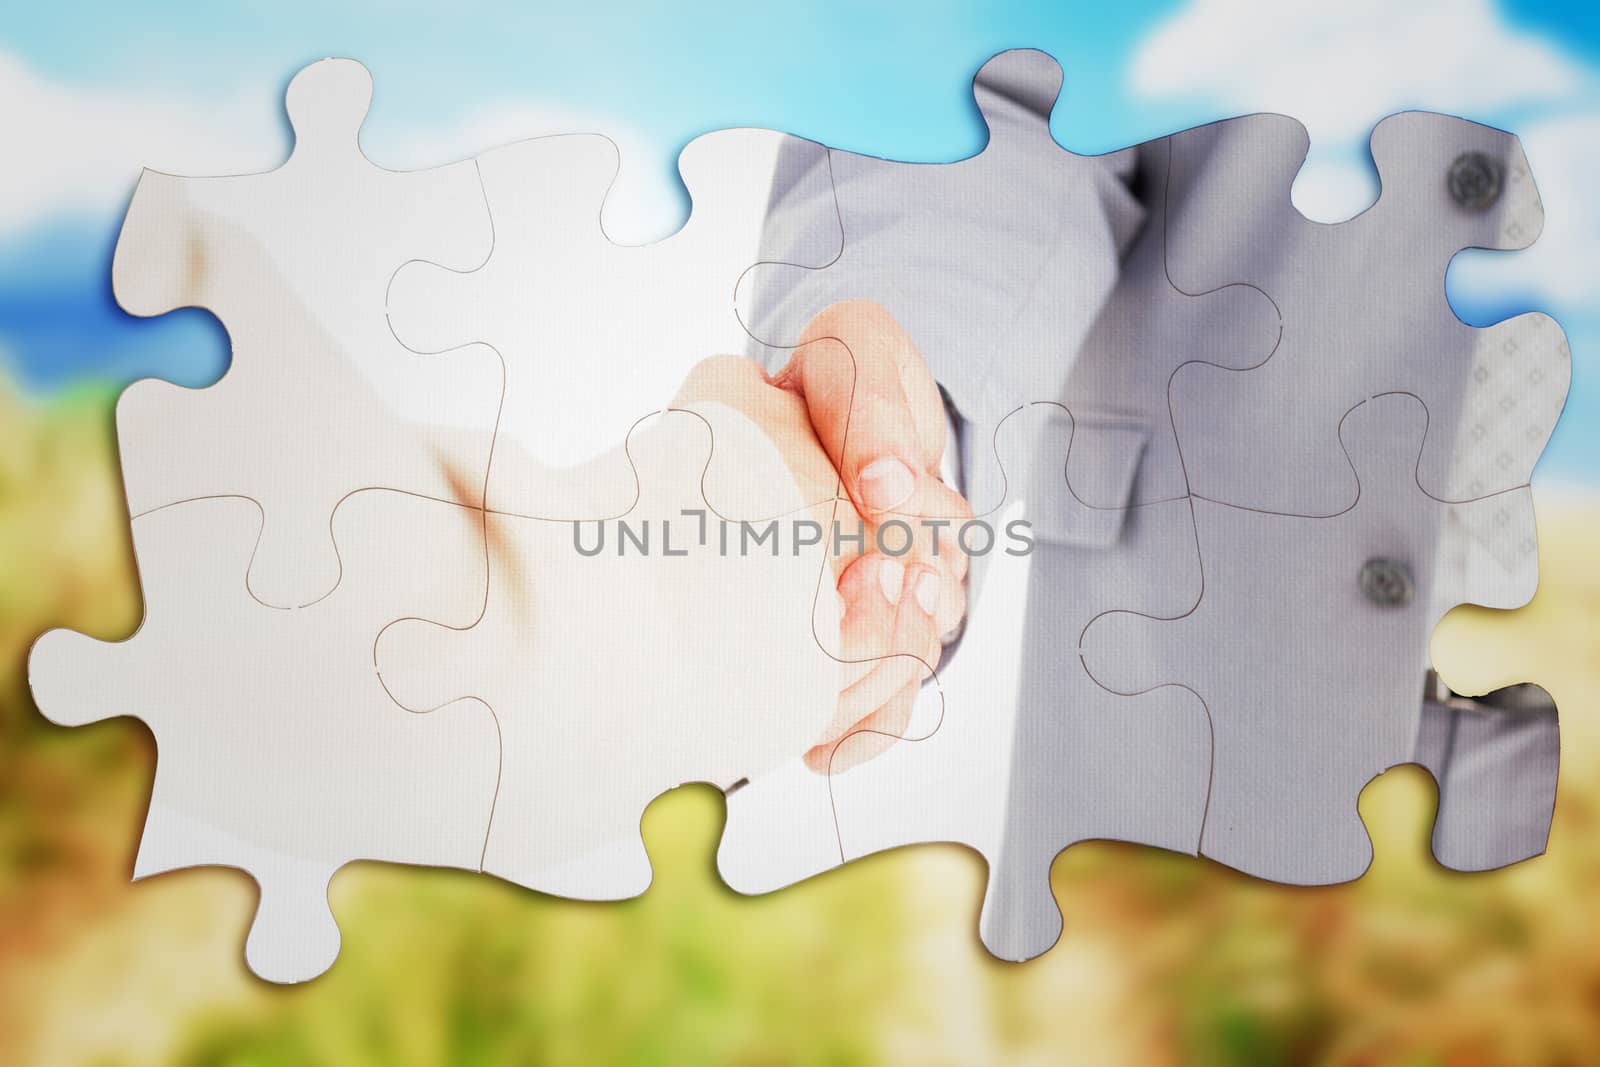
top-left (1080, 392), bottom-right (1537, 884)
top-left (375, 402), bottom-right (843, 900)
top-left (386, 126), bottom-right (840, 511)
top-left (1161, 110), bottom-right (1563, 516)
top-left (110, 57), bottom-right (501, 608)
top-left (735, 48), bottom-right (1144, 428)
top-left (28, 492), bottom-right (500, 982)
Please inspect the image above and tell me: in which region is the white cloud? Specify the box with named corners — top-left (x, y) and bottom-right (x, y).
top-left (0, 52), bottom-right (285, 232)
top-left (1132, 0), bottom-right (1600, 304)
top-left (1131, 0), bottom-right (1587, 144)
top-left (0, 51), bottom-right (684, 245)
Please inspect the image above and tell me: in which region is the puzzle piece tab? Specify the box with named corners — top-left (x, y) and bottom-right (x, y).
top-left (1414, 681), bottom-right (1559, 871)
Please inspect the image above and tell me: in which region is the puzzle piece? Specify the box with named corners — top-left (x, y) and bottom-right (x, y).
top-left (1162, 111), bottom-right (1568, 515)
top-left (28, 492), bottom-right (500, 982)
top-left (374, 401), bottom-right (847, 898)
top-left (1058, 131), bottom-right (1283, 511)
top-left (1413, 680), bottom-right (1559, 871)
top-left (1080, 393), bottom-right (1539, 883)
top-left (719, 404), bottom-right (1213, 959)
top-left (111, 58), bottom-right (502, 607)
top-left (735, 49), bottom-right (1145, 428)
top-left (385, 126), bottom-right (839, 517)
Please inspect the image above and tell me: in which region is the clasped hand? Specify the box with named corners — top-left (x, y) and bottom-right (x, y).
top-left (675, 300), bottom-right (974, 774)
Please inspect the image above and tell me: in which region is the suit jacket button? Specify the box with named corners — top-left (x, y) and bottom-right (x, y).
top-left (1448, 151), bottom-right (1503, 211)
top-left (1360, 557), bottom-right (1415, 607)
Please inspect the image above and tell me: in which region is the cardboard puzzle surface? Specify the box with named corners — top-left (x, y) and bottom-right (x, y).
top-left (28, 50), bottom-right (1569, 981)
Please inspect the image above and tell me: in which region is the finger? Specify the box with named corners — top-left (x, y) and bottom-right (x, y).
top-left (831, 553), bottom-right (917, 691)
top-left (909, 558), bottom-right (966, 643)
top-left (898, 563), bottom-right (951, 662)
top-left (836, 618), bottom-right (937, 714)
top-left (868, 477), bottom-right (975, 580)
top-left (860, 554), bottom-right (958, 653)
top-left (833, 556), bottom-right (941, 670)
top-left (865, 480), bottom-right (973, 640)
top-left (779, 301), bottom-right (934, 516)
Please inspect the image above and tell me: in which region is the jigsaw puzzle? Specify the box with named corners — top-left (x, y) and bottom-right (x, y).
top-left (27, 49), bottom-right (1569, 979)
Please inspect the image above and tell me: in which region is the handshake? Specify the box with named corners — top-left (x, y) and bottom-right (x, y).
top-left (672, 299), bottom-right (975, 774)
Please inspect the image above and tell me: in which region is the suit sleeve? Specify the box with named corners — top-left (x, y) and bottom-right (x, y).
top-left (746, 135), bottom-right (1147, 497)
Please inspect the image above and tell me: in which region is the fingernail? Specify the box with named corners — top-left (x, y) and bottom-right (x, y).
top-left (877, 558), bottom-right (906, 604)
top-left (859, 458), bottom-right (916, 512)
top-left (914, 571), bottom-right (940, 616)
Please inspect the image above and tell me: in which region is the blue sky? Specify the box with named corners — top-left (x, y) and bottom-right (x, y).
top-left (0, 0), bottom-right (1594, 483)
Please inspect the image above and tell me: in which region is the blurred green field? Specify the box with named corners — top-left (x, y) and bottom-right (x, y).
top-left (2, 377), bottom-right (1597, 1066)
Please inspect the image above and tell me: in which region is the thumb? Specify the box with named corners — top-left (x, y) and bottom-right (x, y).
top-left (774, 300), bottom-right (945, 516)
